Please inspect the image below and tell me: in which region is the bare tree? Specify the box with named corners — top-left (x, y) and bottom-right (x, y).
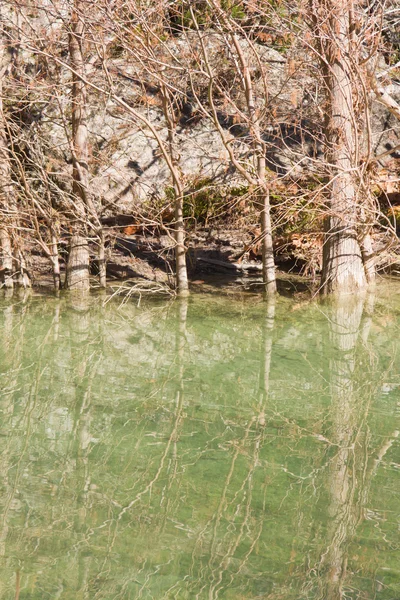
top-left (1, 0), bottom-right (398, 295)
top-left (0, 29), bottom-right (14, 289)
top-left (65, 0), bottom-right (91, 290)
top-left (160, 82), bottom-right (189, 295)
top-left (308, 0), bottom-right (374, 294)
top-left (0, 7), bottom-right (31, 290)
top-left (93, 1), bottom-right (191, 295)
top-left (185, 1), bottom-right (277, 293)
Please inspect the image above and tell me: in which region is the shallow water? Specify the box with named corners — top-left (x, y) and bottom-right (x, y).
top-left (0, 288), bottom-right (399, 599)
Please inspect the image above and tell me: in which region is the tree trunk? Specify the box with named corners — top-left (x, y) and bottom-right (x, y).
top-left (360, 233), bottom-right (376, 285)
top-left (0, 25), bottom-right (14, 290)
top-left (318, 0), bottom-right (367, 295)
top-left (0, 229), bottom-right (14, 289)
top-left (66, 0), bottom-right (90, 291)
top-left (230, 33), bottom-right (276, 294)
top-left (65, 234), bottom-right (90, 291)
top-left (98, 229), bottom-right (107, 289)
top-left (51, 230), bottom-right (61, 291)
top-left (161, 88), bottom-right (189, 296)
top-left (15, 249), bottom-right (31, 289)
top-left (260, 188), bottom-right (276, 295)
top-left (174, 192), bottom-right (189, 296)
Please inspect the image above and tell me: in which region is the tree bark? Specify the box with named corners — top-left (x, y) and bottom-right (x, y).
top-left (15, 249), bottom-right (31, 289)
top-left (317, 0), bottom-right (368, 295)
top-left (260, 188), bottom-right (276, 295)
top-left (51, 230), bottom-right (61, 291)
top-left (65, 234), bottom-right (90, 291)
top-left (0, 22), bottom-right (14, 290)
top-left (161, 88), bottom-right (189, 296)
top-left (66, 0), bottom-right (90, 291)
top-left (0, 229), bottom-right (13, 289)
top-left (98, 229), bottom-right (107, 289)
top-left (360, 233), bottom-right (376, 285)
top-left (174, 192), bottom-right (189, 296)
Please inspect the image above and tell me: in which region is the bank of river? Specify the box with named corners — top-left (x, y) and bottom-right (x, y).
top-left (0, 288), bottom-right (399, 598)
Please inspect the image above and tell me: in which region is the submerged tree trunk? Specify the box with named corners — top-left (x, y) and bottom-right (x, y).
top-left (316, 0), bottom-right (368, 295)
top-left (66, 0), bottom-right (90, 290)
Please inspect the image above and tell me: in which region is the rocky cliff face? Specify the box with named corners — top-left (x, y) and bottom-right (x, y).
top-left (26, 29), bottom-right (400, 216)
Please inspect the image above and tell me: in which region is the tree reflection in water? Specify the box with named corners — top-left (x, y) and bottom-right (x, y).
top-left (304, 294), bottom-right (399, 600)
top-left (0, 293), bottom-right (398, 599)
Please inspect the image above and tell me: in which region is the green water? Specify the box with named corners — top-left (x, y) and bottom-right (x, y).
top-left (0, 289), bottom-right (399, 599)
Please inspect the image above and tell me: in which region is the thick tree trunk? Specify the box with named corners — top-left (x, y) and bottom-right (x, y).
top-left (319, 0), bottom-right (368, 295)
top-left (65, 234), bottom-right (90, 291)
top-left (66, 0), bottom-right (90, 291)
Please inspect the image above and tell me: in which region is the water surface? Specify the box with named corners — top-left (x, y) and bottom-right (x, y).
top-left (0, 289), bottom-right (399, 599)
